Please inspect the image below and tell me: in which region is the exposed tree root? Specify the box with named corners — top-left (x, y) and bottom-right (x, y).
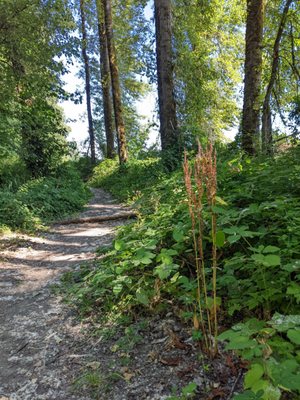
top-left (56, 211), bottom-right (137, 225)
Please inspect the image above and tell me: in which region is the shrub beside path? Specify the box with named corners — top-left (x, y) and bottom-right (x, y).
top-left (0, 189), bottom-right (127, 400)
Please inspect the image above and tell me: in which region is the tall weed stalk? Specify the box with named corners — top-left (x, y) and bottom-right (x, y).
top-left (183, 143), bottom-right (218, 357)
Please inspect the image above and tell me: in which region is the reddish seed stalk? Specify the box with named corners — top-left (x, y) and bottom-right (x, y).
top-left (183, 143), bottom-right (218, 357)
top-left (183, 153), bottom-right (208, 349)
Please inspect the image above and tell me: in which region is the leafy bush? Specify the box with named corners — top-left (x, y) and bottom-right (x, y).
top-left (0, 189), bottom-right (39, 230)
top-left (0, 163), bottom-right (91, 230)
top-left (0, 154), bottom-right (30, 190)
top-left (89, 157), bottom-right (165, 203)
top-left (219, 314), bottom-right (300, 399)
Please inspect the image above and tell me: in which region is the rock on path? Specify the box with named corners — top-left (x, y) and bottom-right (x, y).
top-left (0, 189), bottom-right (127, 400)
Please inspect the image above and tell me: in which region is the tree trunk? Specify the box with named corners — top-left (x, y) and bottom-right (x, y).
top-left (102, 0), bottom-right (128, 164)
top-left (261, 0), bottom-right (293, 154)
top-left (154, 0), bottom-right (178, 159)
top-left (80, 0), bottom-right (96, 164)
top-left (241, 0), bottom-right (265, 155)
top-left (96, 0), bottom-right (115, 159)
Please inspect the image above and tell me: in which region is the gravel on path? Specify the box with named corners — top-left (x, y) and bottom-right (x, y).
top-left (0, 189), bottom-right (126, 400)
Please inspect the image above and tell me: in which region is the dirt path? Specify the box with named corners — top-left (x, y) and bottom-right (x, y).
top-left (0, 189), bottom-right (128, 400)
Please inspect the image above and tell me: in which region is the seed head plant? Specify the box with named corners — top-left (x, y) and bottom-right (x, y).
top-left (183, 142), bottom-right (218, 357)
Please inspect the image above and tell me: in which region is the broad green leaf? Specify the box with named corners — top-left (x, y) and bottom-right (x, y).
top-left (114, 239), bottom-right (125, 251)
top-left (173, 229), bottom-right (184, 242)
top-left (244, 364), bottom-right (264, 389)
top-left (225, 336), bottom-right (256, 350)
top-left (287, 329), bottom-right (300, 345)
top-left (263, 246), bottom-right (280, 253)
top-left (264, 254), bottom-right (281, 266)
top-left (224, 227), bottom-right (237, 234)
top-left (268, 358), bottom-right (300, 390)
top-left (251, 379), bottom-right (268, 393)
top-left (232, 319), bottom-right (266, 335)
top-left (227, 234), bottom-right (241, 244)
top-left (135, 249), bottom-right (155, 265)
top-left (157, 248), bottom-right (178, 264)
top-left (216, 230), bottom-right (225, 248)
top-left (233, 390), bottom-right (264, 400)
top-left (286, 283), bottom-right (300, 303)
top-left (182, 382), bottom-right (197, 396)
top-left (260, 384), bottom-right (281, 400)
top-left (154, 263), bottom-right (179, 280)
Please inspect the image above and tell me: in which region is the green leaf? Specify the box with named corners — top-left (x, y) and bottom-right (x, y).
top-left (114, 240), bottom-right (125, 251)
top-left (260, 384), bottom-right (280, 400)
top-left (233, 390), bottom-right (264, 399)
top-left (154, 263), bottom-right (179, 280)
top-left (113, 283), bottom-right (123, 295)
top-left (227, 234), bottom-right (241, 244)
top-left (244, 364), bottom-right (264, 389)
top-left (216, 230), bottom-right (225, 248)
top-left (264, 254), bottom-right (281, 266)
top-left (182, 382), bottom-right (197, 396)
top-left (251, 254), bottom-right (281, 266)
top-left (173, 229), bottom-right (184, 242)
top-left (232, 319), bottom-right (266, 336)
top-left (287, 282), bottom-right (300, 303)
top-left (136, 288), bottom-right (149, 306)
top-left (135, 249), bottom-right (155, 265)
top-left (262, 246), bottom-right (280, 253)
top-left (287, 329), bottom-right (300, 345)
top-left (251, 254), bottom-right (266, 264)
top-left (268, 359), bottom-right (300, 391)
top-left (225, 336), bottom-right (256, 350)
top-left (270, 313), bottom-right (300, 332)
top-left (215, 196), bottom-right (228, 206)
top-left (282, 260), bottom-right (300, 272)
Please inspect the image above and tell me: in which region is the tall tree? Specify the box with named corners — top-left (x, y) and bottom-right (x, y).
top-left (241, 0), bottom-right (265, 155)
top-left (95, 0), bottom-right (115, 159)
top-left (80, 0), bottom-right (96, 164)
top-left (261, 0), bottom-right (293, 154)
top-left (0, 0), bottom-right (74, 176)
top-left (102, 0), bottom-right (128, 164)
top-left (173, 0), bottom-right (244, 144)
top-left (154, 0), bottom-right (178, 161)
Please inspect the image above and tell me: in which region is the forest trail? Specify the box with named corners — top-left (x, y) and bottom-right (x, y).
top-left (0, 189), bottom-right (128, 400)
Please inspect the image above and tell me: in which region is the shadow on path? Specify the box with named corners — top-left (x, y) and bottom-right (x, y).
top-left (0, 188), bottom-right (129, 399)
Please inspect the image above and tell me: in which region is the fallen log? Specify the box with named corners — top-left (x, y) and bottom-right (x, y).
top-left (55, 211), bottom-right (138, 225)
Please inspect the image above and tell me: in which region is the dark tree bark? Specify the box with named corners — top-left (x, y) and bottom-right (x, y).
top-left (96, 0), bottom-right (115, 159)
top-left (241, 0), bottom-right (265, 155)
top-left (261, 0), bottom-right (293, 154)
top-left (102, 0), bottom-right (128, 164)
top-left (80, 0), bottom-right (96, 164)
top-left (154, 0), bottom-right (178, 159)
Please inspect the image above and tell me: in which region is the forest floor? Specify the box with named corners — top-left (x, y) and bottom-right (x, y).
top-left (0, 189), bottom-right (243, 400)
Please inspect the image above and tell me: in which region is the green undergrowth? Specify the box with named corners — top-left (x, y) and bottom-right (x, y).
top-left (63, 147), bottom-right (300, 399)
top-left (89, 157), bottom-right (166, 203)
top-left (0, 162), bottom-right (91, 231)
